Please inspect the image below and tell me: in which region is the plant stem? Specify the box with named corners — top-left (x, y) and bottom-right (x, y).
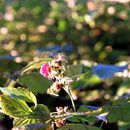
top-left (63, 87), bottom-right (76, 111)
top-left (68, 88), bottom-right (76, 111)
top-left (53, 108), bottom-right (103, 119)
top-left (100, 120), bottom-right (104, 128)
top-left (45, 118), bottom-right (51, 124)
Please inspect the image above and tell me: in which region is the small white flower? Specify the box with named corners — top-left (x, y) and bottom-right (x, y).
top-left (58, 77), bottom-right (73, 85)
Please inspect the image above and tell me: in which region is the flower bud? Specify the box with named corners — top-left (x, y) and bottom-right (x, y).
top-left (56, 106), bottom-right (68, 115)
top-left (52, 82), bottom-right (63, 92)
top-left (40, 63), bottom-right (52, 80)
top-left (55, 119), bottom-right (66, 128)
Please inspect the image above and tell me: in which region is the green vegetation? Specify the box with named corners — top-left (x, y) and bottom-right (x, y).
top-left (0, 0), bottom-right (130, 130)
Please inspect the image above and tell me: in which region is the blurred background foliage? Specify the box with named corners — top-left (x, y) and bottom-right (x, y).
top-left (0, 0), bottom-right (130, 129)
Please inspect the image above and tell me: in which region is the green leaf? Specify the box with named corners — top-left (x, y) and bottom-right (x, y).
top-left (25, 123), bottom-right (50, 130)
top-left (30, 104), bottom-right (50, 120)
top-left (72, 74), bottom-right (101, 89)
top-left (68, 106), bottom-right (102, 124)
top-left (116, 80), bottom-right (130, 97)
top-left (18, 72), bottom-right (52, 94)
top-left (78, 105), bottom-right (93, 112)
top-left (0, 87), bottom-right (37, 106)
top-left (14, 104), bottom-right (50, 128)
top-left (68, 115), bottom-right (97, 123)
top-left (14, 121), bottom-right (50, 130)
top-left (118, 122), bottom-right (130, 130)
top-left (0, 113), bottom-right (4, 120)
top-left (21, 58), bottom-right (52, 74)
top-left (66, 65), bottom-right (82, 79)
top-left (111, 98), bottom-right (128, 107)
top-left (108, 103), bottom-right (130, 123)
top-left (0, 95), bottom-right (32, 118)
top-left (58, 124), bottom-right (102, 130)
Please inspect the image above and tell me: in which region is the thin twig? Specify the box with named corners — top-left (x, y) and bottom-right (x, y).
top-left (63, 87), bottom-right (76, 111)
top-left (100, 120), bottom-right (104, 128)
top-left (52, 109), bottom-right (103, 119)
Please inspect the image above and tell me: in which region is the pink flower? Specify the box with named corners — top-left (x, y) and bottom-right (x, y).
top-left (40, 63), bottom-right (51, 79)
